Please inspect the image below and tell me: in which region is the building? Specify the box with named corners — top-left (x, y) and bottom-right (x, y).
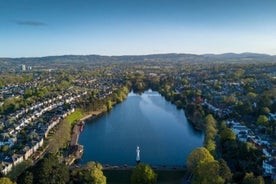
top-left (21, 64), bottom-right (26, 71)
top-left (1, 161), bottom-right (13, 175)
top-left (11, 154), bottom-right (24, 167)
top-left (263, 158), bottom-right (276, 176)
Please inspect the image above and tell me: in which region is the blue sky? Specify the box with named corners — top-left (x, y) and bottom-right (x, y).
top-left (1, 0), bottom-right (276, 57)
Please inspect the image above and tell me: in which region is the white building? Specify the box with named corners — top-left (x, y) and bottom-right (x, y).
top-left (263, 158), bottom-right (276, 176)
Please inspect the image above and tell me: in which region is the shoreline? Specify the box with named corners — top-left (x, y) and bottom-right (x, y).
top-left (80, 110), bottom-right (104, 121)
top-left (70, 109), bottom-right (106, 146)
top-left (69, 109), bottom-right (105, 145)
top-left (67, 109), bottom-right (107, 165)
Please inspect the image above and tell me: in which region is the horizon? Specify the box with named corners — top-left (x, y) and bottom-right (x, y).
top-left (1, 51), bottom-right (275, 59)
top-left (1, 0), bottom-right (276, 57)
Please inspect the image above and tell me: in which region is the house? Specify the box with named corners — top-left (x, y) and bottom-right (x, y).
top-left (263, 148), bottom-right (272, 158)
top-left (7, 128), bottom-right (14, 135)
top-left (11, 153), bottom-right (24, 166)
top-left (232, 125), bottom-right (249, 135)
top-left (0, 161), bottom-right (13, 175)
top-left (263, 158), bottom-right (276, 176)
top-left (268, 113), bottom-right (276, 121)
top-left (20, 146), bottom-right (33, 160)
top-left (31, 138), bottom-right (44, 152)
top-left (237, 133), bottom-right (248, 142)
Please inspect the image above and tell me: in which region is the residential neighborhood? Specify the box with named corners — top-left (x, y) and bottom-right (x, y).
top-left (0, 70), bottom-right (126, 176)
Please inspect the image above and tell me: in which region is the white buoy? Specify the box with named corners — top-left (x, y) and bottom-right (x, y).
top-left (136, 146), bottom-right (140, 163)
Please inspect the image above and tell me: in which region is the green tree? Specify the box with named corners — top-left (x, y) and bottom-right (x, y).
top-left (23, 89), bottom-right (33, 99)
top-left (17, 171), bottom-right (33, 184)
top-left (86, 162), bottom-right (106, 184)
top-left (242, 173), bottom-right (264, 184)
top-left (32, 153), bottom-right (69, 184)
top-left (247, 92), bottom-right (257, 101)
top-left (70, 162), bottom-right (106, 184)
top-left (261, 107), bottom-right (270, 115)
top-left (256, 115), bottom-right (269, 126)
top-left (220, 128), bottom-right (236, 142)
top-left (193, 160), bottom-right (224, 184)
top-left (219, 121), bottom-right (227, 131)
top-left (204, 114), bottom-right (217, 155)
top-left (237, 101), bottom-right (253, 115)
top-left (233, 69), bottom-right (245, 79)
top-left (131, 163), bottom-right (157, 184)
top-left (106, 100), bottom-right (112, 111)
top-left (205, 139), bottom-right (216, 156)
top-left (90, 167), bottom-right (106, 184)
top-left (223, 94), bottom-right (237, 105)
top-left (205, 114), bottom-right (216, 131)
top-left (1, 145), bottom-right (9, 152)
top-left (187, 147), bottom-right (214, 172)
top-left (218, 159), bottom-right (232, 182)
top-left (0, 177), bottom-right (15, 184)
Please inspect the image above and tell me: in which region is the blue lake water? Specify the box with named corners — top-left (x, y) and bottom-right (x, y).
top-left (79, 90), bottom-right (204, 166)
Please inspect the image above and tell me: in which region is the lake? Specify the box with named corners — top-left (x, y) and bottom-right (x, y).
top-left (79, 90), bottom-right (204, 166)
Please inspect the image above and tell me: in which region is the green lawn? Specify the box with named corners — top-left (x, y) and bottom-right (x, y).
top-left (103, 169), bottom-right (185, 184)
top-left (65, 109), bottom-right (83, 124)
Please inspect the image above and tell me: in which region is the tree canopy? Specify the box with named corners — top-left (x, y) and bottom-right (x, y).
top-left (204, 114), bottom-right (217, 156)
top-left (18, 153), bottom-right (69, 184)
top-left (220, 128), bottom-right (236, 142)
top-left (70, 162), bottom-right (106, 184)
top-left (193, 160), bottom-right (224, 184)
top-left (256, 115), bottom-right (269, 126)
top-left (0, 177), bottom-right (15, 184)
top-left (186, 147), bottom-right (214, 172)
top-left (131, 163), bottom-right (157, 184)
top-left (242, 172), bottom-right (264, 184)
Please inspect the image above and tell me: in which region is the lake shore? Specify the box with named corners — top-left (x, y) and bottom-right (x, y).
top-left (66, 108), bottom-right (108, 165)
top-left (70, 109), bottom-right (106, 146)
top-left (80, 109), bottom-right (105, 121)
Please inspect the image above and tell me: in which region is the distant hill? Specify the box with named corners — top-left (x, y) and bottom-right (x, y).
top-left (203, 52), bottom-right (273, 59)
top-left (0, 53), bottom-right (276, 71)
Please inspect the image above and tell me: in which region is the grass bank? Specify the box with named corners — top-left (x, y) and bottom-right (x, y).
top-left (66, 109), bottom-right (84, 125)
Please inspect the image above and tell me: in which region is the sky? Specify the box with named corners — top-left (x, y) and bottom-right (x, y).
top-left (1, 0), bottom-right (276, 57)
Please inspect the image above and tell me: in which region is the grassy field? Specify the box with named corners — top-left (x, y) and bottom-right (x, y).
top-left (103, 169), bottom-right (185, 184)
top-left (65, 109), bottom-right (83, 124)
top-left (47, 119), bottom-right (71, 153)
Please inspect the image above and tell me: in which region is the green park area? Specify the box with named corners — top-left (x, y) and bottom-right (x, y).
top-left (65, 109), bottom-right (84, 125)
